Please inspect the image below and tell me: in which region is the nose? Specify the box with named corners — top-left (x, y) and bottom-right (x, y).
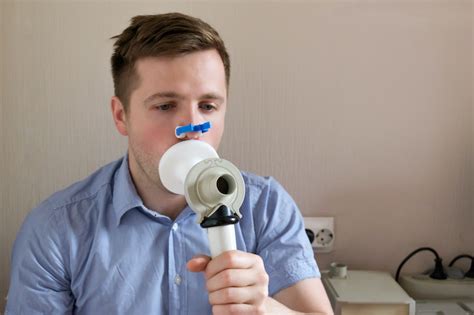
top-left (176, 122), bottom-right (212, 140)
top-left (183, 129), bottom-right (201, 140)
top-left (176, 108), bottom-right (205, 140)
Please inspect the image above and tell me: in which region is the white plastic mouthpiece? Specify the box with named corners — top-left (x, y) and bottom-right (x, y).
top-left (158, 140), bottom-right (219, 195)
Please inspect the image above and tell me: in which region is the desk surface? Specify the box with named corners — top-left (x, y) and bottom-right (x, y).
top-left (322, 270), bottom-right (414, 304)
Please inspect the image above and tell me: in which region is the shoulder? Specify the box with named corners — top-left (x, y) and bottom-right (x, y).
top-left (12, 158), bottom-right (124, 271)
top-left (241, 171), bottom-right (287, 196)
top-left (241, 171), bottom-right (295, 209)
top-left (42, 158), bottom-right (122, 210)
top-left (239, 170), bottom-right (300, 231)
top-left (22, 157), bottom-right (123, 232)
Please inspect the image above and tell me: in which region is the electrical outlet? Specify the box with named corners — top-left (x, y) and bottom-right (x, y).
top-left (303, 217), bottom-right (334, 253)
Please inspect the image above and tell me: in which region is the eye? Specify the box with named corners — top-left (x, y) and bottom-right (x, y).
top-left (155, 104), bottom-right (174, 111)
top-left (199, 103), bottom-right (216, 111)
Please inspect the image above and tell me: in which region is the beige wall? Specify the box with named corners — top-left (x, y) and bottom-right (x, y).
top-left (1, 1), bottom-right (8, 311)
top-left (1, 0), bottom-right (472, 310)
top-left (471, 0), bottom-right (474, 258)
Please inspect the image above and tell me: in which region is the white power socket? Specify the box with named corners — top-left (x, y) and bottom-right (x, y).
top-left (399, 274), bottom-right (474, 300)
top-left (303, 217), bottom-right (334, 253)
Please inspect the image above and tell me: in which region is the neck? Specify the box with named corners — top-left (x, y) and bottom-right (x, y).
top-left (128, 156), bottom-right (187, 221)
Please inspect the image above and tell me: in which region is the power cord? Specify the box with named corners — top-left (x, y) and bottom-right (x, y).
top-left (449, 254), bottom-right (474, 278)
top-left (305, 228), bottom-right (315, 244)
top-left (395, 247), bottom-right (447, 282)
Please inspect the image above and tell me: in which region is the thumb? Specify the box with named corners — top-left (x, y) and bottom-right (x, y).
top-left (187, 254), bottom-right (211, 273)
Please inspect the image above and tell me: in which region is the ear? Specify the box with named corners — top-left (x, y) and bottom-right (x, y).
top-left (111, 96), bottom-right (128, 136)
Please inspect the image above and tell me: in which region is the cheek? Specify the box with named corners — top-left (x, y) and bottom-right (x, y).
top-left (131, 122), bottom-right (177, 152)
top-left (208, 122), bottom-right (225, 147)
top-left (214, 124), bottom-right (224, 138)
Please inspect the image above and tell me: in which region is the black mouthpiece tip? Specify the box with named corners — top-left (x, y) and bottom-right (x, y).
top-left (200, 204), bottom-right (240, 228)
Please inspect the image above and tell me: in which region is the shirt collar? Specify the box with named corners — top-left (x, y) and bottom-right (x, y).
top-left (111, 154), bottom-right (196, 226)
top-left (112, 154), bottom-right (144, 226)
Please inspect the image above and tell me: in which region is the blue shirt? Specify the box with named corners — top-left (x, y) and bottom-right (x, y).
top-left (6, 155), bottom-right (320, 315)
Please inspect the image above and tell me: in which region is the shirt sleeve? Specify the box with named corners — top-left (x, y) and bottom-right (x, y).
top-left (251, 177), bottom-right (320, 297)
top-left (6, 205), bottom-right (74, 315)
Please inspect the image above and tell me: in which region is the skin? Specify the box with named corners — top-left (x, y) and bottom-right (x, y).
top-left (111, 49), bottom-right (333, 315)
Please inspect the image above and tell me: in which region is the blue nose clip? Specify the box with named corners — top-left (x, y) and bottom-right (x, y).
top-left (175, 121), bottom-right (212, 139)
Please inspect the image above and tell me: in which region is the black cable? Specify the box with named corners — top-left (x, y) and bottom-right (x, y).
top-left (395, 247), bottom-right (446, 282)
top-left (449, 254), bottom-right (474, 278)
top-left (448, 254), bottom-right (473, 267)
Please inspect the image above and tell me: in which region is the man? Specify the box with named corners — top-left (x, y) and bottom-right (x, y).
top-left (6, 13), bottom-right (333, 315)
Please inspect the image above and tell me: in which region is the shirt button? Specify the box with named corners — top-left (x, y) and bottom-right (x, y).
top-left (172, 223), bottom-right (178, 231)
top-left (174, 274), bottom-right (182, 285)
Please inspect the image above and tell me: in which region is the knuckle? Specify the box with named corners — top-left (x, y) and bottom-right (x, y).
top-left (254, 255), bottom-right (267, 271)
top-left (208, 292), bottom-right (217, 305)
top-left (212, 305), bottom-right (231, 315)
top-left (222, 270), bottom-right (234, 285)
top-left (255, 304), bottom-right (266, 315)
top-left (258, 272), bottom-right (269, 284)
top-left (226, 305), bottom-right (240, 315)
top-left (255, 289), bottom-right (267, 303)
top-left (211, 305), bottom-right (221, 315)
top-left (254, 254), bottom-right (264, 266)
top-left (225, 251), bottom-right (238, 265)
top-left (223, 287), bottom-right (235, 301)
top-left (209, 289), bottom-right (235, 305)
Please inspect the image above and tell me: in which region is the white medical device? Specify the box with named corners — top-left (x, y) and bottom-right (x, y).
top-left (159, 140), bottom-right (245, 258)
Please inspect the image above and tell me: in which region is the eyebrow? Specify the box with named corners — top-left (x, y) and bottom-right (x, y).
top-left (200, 93), bottom-right (225, 102)
top-left (143, 91), bottom-right (225, 105)
top-left (143, 92), bottom-right (184, 105)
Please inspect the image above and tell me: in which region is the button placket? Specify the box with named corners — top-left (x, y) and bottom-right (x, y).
top-left (169, 219), bottom-right (186, 315)
top-left (174, 274), bottom-right (182, 285)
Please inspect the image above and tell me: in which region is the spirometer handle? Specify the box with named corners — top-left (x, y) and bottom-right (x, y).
top-left (207, 224), bottom-right (237, 258)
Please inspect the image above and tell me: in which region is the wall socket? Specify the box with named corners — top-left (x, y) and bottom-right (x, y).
top-left (303, 217), bottom-right (334, 253)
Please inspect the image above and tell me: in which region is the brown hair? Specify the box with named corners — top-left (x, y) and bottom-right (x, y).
top-left (110, 13), bottom-right (230, 111)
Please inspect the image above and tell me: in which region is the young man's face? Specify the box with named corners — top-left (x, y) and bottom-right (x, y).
top-left (112, 49), bottom-right (227, 193)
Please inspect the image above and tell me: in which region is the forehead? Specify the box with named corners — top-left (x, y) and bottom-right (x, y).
top-left (134, 50), bottom-right (226, 91)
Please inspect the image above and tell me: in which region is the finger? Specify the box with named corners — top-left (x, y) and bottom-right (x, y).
top-left (205, 250), bottom-right (259, 279)
top-left (212, 303), bottom-right (258, 315)
top-left (209, 286), bottom-right (264, 305)
top-left (186, 255), bottom-right (211, 273)
top-left (206, 268), bottom-right (258, 292)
